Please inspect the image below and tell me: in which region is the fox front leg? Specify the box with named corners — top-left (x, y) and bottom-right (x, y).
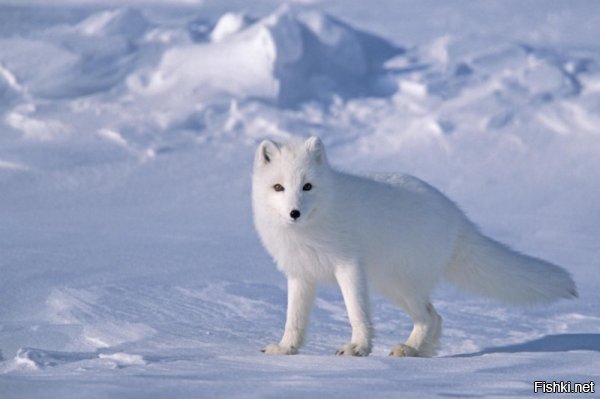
top-left (262, 277), bottom-right (316, 355)
top-left (334, 264), bottom-right (372, 356)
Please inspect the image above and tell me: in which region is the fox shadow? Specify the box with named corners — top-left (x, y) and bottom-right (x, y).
top-left (451, 333), bottom-right (600, 358)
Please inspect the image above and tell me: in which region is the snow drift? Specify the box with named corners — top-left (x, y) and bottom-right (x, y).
top-left (129, 6), bottom-right (402, 105)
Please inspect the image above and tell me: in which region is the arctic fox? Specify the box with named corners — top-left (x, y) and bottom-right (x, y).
top-left (252, 136), bottom-right (577, 357)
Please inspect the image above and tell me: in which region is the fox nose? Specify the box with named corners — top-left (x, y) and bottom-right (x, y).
top-left (290, 209), bottom-right (301, 220)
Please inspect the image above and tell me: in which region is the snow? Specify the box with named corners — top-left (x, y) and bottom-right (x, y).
top-left (129, 6), bottom-right (400, 106)
top-left (1, 1), bottom-right (599, 398)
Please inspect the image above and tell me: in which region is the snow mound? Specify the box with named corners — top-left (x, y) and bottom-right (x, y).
top-left (0, 64), bottom-right (23, 110)
top-left (8, 348), bottom-right (147, 371)
top-left (0, 8), bottom-right (152, 102)
top-left (76, 8), bottom-right (151, 37)
top-left (97, 352), bottom-right (147, 367)
top-left (210, 12), bottom-right (253, 42)
top-left (0, 38), bottom-right (79, 99)
top-left (130, 6), bottom-right (402, 105)
top-left (14, 348), bottom-right (97, 370)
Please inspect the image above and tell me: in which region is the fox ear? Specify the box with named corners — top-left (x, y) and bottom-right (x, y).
top-left (305, 136), bottom-right (326, 164)
top-left (256, 139), bottom-right (280, 166)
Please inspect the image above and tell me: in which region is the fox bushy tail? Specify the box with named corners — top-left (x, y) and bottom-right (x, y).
top-left (445, 226), bottom-right (577, 304)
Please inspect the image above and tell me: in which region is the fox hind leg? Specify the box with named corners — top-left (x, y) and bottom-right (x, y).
top-left (390, 298), bottom-right (442, 357)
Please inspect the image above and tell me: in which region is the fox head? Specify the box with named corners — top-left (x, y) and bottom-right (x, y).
top-left (252, 136), bottom-right (332, 226)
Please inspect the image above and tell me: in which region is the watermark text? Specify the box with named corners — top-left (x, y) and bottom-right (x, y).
top-left (534, 380), bottom-right (595, 394)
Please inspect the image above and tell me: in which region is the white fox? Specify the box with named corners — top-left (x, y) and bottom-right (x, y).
top-left (252, 136), bottom-right (577, 357)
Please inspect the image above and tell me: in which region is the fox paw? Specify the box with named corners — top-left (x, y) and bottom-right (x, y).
top-left (335, 342), bottom-right (371, 357)
top-left (261, 343), bottom-right (298, 355)
top-left (389, 344), bottom-right (419, 357)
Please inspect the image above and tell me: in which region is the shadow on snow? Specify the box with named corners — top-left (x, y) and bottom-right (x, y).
top-left (451, 333), bottom-right (600, 358)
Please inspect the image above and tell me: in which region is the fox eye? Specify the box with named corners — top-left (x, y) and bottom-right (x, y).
top-left (302, 183), bottom-right (313, 191)
top-left (273, 184), bottom-right (284, 192)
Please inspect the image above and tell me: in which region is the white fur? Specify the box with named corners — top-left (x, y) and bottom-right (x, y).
top-left (252, 136), bottom-right (577, 357)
